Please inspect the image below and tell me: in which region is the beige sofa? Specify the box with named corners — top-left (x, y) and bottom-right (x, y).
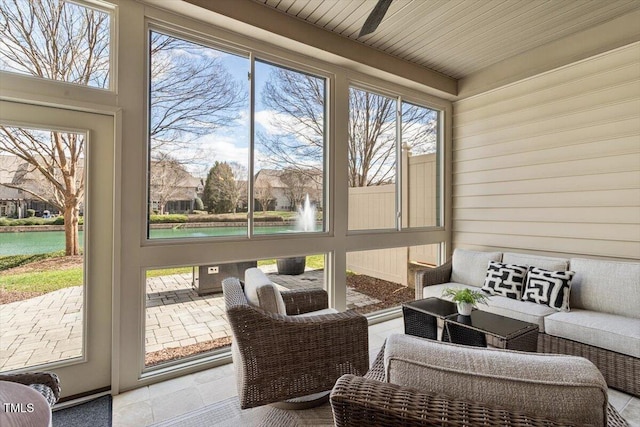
top-left (415, 248), bottom-right (640, 397)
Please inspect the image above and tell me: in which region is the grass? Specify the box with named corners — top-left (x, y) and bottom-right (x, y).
top-left (146, 267), bottom-right (192, 277)
top-left (0, 251), bottom-right (65, 271)
top-left (1, 253), bottom-right (325, 295)
top-left (0, 268), bottom-right (83, 293)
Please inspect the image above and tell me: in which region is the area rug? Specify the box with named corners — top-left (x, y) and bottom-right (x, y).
top-left (52, 395), bottom-right (112, 427)
top-left (151, 396), bottom-right (334, 427)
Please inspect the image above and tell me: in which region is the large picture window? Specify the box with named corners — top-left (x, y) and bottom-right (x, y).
top-left (147, 31), bottom-right (327, 240)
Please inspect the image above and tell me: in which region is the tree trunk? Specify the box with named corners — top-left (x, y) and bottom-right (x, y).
top-left (64, 199), bottom-right (80, 256)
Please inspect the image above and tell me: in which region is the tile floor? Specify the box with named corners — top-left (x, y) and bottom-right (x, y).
top-left (113, 317), bottom-right (640, 426)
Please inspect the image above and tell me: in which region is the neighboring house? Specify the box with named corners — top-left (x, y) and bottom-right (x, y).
top-left (148, 160), bottom-right (203, 214)
top-left (0, 155), bottom-right (60, 218)
top-left (254, 169), bottom-right (289, 211)
top-left (254, 168), bottom-right (323, 211)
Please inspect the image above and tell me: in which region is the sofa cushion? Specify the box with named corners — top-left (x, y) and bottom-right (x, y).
top-left (450, 249), bottom-right (502, 288)
top-left (481, 261), bottom-right (527, 299)
top-left (522, 267), bottom-right (574, 311)
top-left (384, 334), bottom-right (608, 426)
top-left (569, 258), bottom-right (640, 318)
top-left (244, 268), bottom-right (287, 315)
top-left (544, 309), bottom-right (640, 358)
top-left (503, 252), bottom-right (569, 272)
top-left (423, 282), bottom-right (555, 332)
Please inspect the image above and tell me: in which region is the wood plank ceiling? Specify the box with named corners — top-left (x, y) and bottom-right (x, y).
top-left (252, 0), bottom-right (640, 79)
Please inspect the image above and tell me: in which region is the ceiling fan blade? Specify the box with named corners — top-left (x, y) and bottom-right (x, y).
top-left (358, 0), bottom-right (393, 38)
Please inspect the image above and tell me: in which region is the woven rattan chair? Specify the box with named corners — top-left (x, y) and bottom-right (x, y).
top-left (331, 337), bottom-right (629, 427)
top-left (0, 371), bottom-right (60, 407)
top-left (222, 276), bottom-right (369, 409)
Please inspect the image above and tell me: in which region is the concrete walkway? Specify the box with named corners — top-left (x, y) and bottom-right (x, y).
top-left (0, 266), bottom-right (379, 371)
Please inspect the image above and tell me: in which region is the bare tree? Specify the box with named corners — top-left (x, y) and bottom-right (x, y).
top-left (0, 128), bottom-right (85, 255)
top-left (254, 180), bottom-right (274, 213)
top-left (279, 168), bottom-right (313, 209)
top-left (149, 32), bottom-right (245, 160)
top-left (259, 69), bottom-right (437, 187)
top-left (228, 162), bottom-right (247, 213)
top-left (149, 158), bottom-right (194, 215)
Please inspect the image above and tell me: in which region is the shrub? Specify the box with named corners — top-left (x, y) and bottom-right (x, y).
top-left (26, 209), bottom-right (36, 217)
top-left (149, 214), bottom-right (188, 224)
top-left (193, 197), bottom-right (204, 211)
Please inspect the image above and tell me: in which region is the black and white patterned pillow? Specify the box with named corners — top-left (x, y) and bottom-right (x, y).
top-left (522, 267), bottom-right (574, 311)
top-left (481, 261), bottom-right (528, 300)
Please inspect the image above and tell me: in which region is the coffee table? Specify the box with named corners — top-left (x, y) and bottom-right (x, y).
top-left (402, 297), bottom-right (458, 340)
top-left (403, 297), bottom-right (539, 352)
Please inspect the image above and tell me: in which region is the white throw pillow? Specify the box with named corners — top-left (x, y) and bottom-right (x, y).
top-left (450, 249), bottom-right (502, 287)
top-left (244, 268), bottom-right (287, 315)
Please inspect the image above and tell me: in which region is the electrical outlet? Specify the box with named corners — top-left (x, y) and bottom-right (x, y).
top-left (208, 266), bottom-right (219, 274)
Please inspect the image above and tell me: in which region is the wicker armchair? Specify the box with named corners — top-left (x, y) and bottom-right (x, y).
top-left (331, 337), bottom-right (629, 427)
top-left (222, 276), bottom-right (369, 409)
top-left (0, 371), bottom-right (60, 407)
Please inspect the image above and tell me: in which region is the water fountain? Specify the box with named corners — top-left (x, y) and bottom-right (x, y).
top-left (296, 194), bottom-right (316, 232)
top-left (277, 194), bottom-right (316, 275)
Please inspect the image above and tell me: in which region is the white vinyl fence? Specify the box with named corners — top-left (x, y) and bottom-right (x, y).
top-left (347, 152), bottom-right (439, 287)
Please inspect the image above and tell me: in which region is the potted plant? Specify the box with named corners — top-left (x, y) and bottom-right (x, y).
top-left (442, 287), bottom-right (489, 316)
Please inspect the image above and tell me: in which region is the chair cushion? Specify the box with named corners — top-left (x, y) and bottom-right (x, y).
top-left (522, 267), bottom-right (574, 311)
top-left (423, 283), bottom-right (555, 332)
top-left (481, 261), bottom-right (527, 299)
top-left (503, 252), bottom-right (569, 272)
top-left (243, 268), bottom-right (287, 315)
top-left (295, 308), bottom-right (339, 317)
top-left (450, 249), bottom-right (502, 288)
top-left (384, 334), bottom-right (608, 426)
top-left (544, 309), bottom-right (640, 358)
top-left (569, 258), bottom-right (640, 318)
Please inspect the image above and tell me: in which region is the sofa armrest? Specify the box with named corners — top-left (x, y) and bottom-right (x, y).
top-left (280, 288), bottom-right (328, 315)
top-left (331, 374), bottom-right (576, 427)
top-left (414, 260), bottom-right (452, 291)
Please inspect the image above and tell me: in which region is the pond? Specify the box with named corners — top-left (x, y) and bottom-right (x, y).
top-left (0, 225), bottom-right (311, 255)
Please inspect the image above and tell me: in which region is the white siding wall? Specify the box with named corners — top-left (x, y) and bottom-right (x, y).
top-left (452, 42), bottom-right (640, 261)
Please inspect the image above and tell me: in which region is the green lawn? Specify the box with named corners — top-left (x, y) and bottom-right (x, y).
top-left (1, 254), bottom-right (325, 294)
top-left (0, 268), bottom-right (83, 293)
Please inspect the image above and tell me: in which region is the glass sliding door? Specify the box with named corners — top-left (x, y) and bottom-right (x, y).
top-left (0, 101), bottom-right (114, 398)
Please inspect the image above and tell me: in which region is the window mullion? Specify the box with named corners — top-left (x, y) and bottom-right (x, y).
top-left (248, 53), bottom-right (256, 238)
top-left (396, 96), bottom-right (402, 231)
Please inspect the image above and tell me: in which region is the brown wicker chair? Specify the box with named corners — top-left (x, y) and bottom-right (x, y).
top-left (0, 371), bottom-right (60, 407)
top-left (331, 341), bottom-right (630, 427)
top-left (222, 276), bottom-right (369, 409)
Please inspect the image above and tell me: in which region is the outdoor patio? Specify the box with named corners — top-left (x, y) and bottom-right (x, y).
top-left (0, 265), bottom-right (380, 371)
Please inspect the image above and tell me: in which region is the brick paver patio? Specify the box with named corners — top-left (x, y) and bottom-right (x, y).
top-left (0, 266), bottom-right (379, 371)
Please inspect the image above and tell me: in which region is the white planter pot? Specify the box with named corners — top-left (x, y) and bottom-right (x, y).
top-left (457, 302), bottom-right (473, 316)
